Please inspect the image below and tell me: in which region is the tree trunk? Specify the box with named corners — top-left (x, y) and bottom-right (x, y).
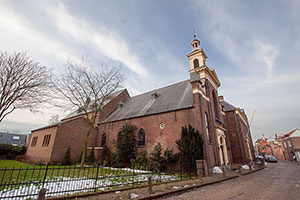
top-left (80, 124), bottom-right (94, 167)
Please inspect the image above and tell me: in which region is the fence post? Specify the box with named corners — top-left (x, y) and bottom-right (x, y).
top-left (132, 163), bottom-right (135, 188)
top-left (94, 163), bottom-right (100, 192)
top-left (42, 163), bottom-right (49, 190)
top-left (38, 188), bottom-right (46, 200)
top-left (180, 162), bottom-right (182, 180)
top-left (148, 175), bottom-right (153, 194)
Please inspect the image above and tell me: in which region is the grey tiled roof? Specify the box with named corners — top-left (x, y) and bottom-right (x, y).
top-left (220, 100), bottom-right (236, 112)
top-left (62, 89), bottom-right (126, 120)
top-left (0, 132), bottom-right (27, 146)
top-left (102, 80), bottom-right (194, 123)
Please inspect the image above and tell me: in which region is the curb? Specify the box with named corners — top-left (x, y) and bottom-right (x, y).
top-left (241, 167), bottom-right (264, 176)
top-left (136, 175), bottom-right (239, 200)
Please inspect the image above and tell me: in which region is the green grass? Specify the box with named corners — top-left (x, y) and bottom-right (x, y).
top-left (0, 160), bottom-right (34, 168)
top-left (0, 160), bottom-right (148, 190)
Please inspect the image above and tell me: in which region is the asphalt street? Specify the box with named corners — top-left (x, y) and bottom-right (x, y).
top-left (161, 161), bottom-right (300, 200)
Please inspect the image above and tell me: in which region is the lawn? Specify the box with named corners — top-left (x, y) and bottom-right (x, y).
top-left (0, 160), bottom-right (34, 168)
top-left (0, 160), bottom-right (150, 190)
top-left (0, 160), bottom-right (179, 199)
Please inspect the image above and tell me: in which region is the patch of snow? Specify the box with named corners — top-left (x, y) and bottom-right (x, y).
top-left (172, 186), bottom-right (181, 189)
top-left (242, 165), bottom-right (250, 170)
top-left (1, 173), bottom-right (179, 200)
top-left (212, 166), bottom-right (223, 174)
top-left (130, 193), bottom-right (139, 199)
top-left (184, 185), bottom-right (189, 187)
top-left (115, 191), bottom-right (121, 193)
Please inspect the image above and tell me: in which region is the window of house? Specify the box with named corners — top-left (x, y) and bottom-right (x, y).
top-left (31, 137), bottom-right (38, 147)
top-left (204, 112), bottom-right (212, 143)
top-left (12, 136), bottom-right (20, 140)
top-left (101, 133), bottom-right (106, 147)
top-left (284, 141), bottom-right (287, 148)
top-left (42, 134), bottom-right (51, 147)
top-left (193, 59), bottom-right (199, 68)
top-left (288, 140), bottom-right (292, 147)
top-left (138, 129), bottom-right (146, 146)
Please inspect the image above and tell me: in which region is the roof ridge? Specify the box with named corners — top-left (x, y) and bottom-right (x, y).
top-left (129, 79), bottom-right (190, 99)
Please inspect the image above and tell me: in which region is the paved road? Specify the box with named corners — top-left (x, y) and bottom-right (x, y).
top-left (161, 161), bottom-right (300, 200)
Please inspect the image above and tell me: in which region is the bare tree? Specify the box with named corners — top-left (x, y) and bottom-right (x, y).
top-left (54, 60), bottom-right (124, 167)
top-left (48, 114), bottom-right (60, 125)
top-left (0, 52), bottom-right (52, 123)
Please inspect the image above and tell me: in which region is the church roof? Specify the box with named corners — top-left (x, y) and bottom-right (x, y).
top-left (102, 80), bottom-right (193, 123)
top-left (220, 100), bottom-right (236, 112)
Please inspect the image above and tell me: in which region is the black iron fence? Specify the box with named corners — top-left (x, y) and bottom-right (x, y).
top-left (0, 163), bottom-right (191, 200)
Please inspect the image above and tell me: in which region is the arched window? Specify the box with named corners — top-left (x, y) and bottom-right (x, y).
top-left (193, 59), bottom-right (199, 68)
top-left (212, 91), bottom-right (220, 119)
top-left (138, 129), bottom-right (145, 146)
top-left (204, 112), bottom-right (211, 143)
top-left (101, 133), bottom-right (106, 147)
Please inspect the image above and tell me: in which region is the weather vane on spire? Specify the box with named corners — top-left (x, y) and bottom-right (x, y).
top-left (193, 30), bottom-right (196, 39)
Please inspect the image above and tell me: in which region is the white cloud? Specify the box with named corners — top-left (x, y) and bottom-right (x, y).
top-left (254, 41), bottom-right (279, 77)
top-left (43, 1), bottom-right (148, 78)
top-left (0, 1), bottom-right (80, 66)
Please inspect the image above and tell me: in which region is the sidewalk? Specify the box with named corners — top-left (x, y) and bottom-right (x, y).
top-left (55, 167), bottom-right (263, 200)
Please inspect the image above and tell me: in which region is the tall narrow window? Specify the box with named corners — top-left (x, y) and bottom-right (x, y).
top-left (138, 129), bottom-right (145, 146)
top-left (212, 91), bottom-right (220, 120)
top-left (193, 59), bottom-right (200, 68)
top-left (42, 134), bottom-right (51, 147)
top-left (31, 136), bottom-right (38, 147)
top-left (101, 133), bottom-right (106, 147)
top-left (204, 112), bottom-right (211, 143)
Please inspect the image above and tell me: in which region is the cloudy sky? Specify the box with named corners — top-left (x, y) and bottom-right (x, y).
top-left (0, 0), bottom-right (299, 141)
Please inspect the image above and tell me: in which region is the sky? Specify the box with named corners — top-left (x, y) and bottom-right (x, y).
top-left (0, 0), bottom-right (300, 141)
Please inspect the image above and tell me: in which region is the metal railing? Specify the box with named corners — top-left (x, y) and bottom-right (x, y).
top-left (0, 163), bottom-right (185, 200)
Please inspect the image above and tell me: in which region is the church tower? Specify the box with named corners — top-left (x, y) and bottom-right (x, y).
top-left (187, 34), bottom-right (230, 168)
top-left (187, 34), bottom-right (221, 89)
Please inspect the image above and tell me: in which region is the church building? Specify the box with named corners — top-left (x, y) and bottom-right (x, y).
top-left (96, 36), bottom-right (232, 169)
top-left (27, 36), bottom-right (255, 170)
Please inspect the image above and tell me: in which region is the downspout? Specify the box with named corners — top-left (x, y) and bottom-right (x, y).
top-left (234, 112), bottom-right (246, 163)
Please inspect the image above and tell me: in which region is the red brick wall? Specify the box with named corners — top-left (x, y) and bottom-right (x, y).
top-left (50, 117), bottom-right (97, 163)
top-left (26, 126), bottom-right (58, 163)
top-left (99, 108), bottom-right (195, 155)
top-left (224, 111), bottom-right (243, 163)
top-left (291, 137), bottom-right (300, 150)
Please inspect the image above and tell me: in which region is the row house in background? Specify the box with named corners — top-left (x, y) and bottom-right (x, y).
top-left (255, 135), bottom-right (285, 160)
top-left (279, 128), bottom-right (300, 161)
top-left (0, 132), bottom-right (28, 146)
top-left (26, 37), bottom-right (255, 171)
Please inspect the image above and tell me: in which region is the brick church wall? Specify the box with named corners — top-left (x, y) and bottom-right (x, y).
top-left (26, 126), bottom-right (58, 163)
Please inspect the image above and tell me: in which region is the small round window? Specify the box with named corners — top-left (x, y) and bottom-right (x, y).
top-left (159, 122), bottom-right (165, 129)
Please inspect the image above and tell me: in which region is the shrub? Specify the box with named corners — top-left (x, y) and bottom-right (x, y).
top-left (114, 123), bottom-right (137, 167)
top-left (86, 147), bottom-right (96, 164)
top-left (136, 149), bottom-right (148, 167)
top-left (99, 145), bottom-right (111, 165)
top-left (61, 147), bottom-right (71, 165)
top-left (150, 143), bottom-right (164, 172)
top-left (0, 144), bottom-right (27, 159)
top-left (176, 124), bottom-right (203, 172)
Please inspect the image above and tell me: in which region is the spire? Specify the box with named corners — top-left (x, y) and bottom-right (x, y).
top-left (191, 32), bottom-right (200, 51)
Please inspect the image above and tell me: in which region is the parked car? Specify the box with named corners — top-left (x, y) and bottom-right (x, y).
top-left (265, 155), bottom-right (278, 163)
